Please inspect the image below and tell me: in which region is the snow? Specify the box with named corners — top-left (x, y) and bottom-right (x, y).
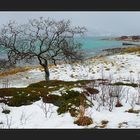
top-left (69, 87), bottom-right (84, 93)
top-left (0, 53), bottom-right (140, 128)
top-left (0, 101), bottom-right (82, 129)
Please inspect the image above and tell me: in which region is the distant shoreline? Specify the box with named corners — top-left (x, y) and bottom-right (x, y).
top-left (102, 35), bottom-right (140, 42)
top-left (0, 45), bottom-right (140, 78)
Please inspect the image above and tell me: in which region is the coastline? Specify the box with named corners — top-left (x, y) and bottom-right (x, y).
top-left (102, 36), bottom-right (140, 42)
top-left (0, 44), bottom-right (140, 79)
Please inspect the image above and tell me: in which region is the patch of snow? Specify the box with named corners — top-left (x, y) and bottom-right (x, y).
top-left (0, 53), bottom-right (140, 128)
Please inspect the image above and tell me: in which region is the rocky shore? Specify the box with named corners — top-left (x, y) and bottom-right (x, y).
top-left (102, 35), bottom-right (140, 42)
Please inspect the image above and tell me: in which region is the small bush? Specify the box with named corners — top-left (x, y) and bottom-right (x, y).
top-left (42, 95), bottom-right (60, 104)
top-left (2, 109), bottom-right (10, 114)
top-left (8, 92), bottom-right (40, 106)
top-left (42, 90), bottom-right (93, 117)
top-left (115, 101), bottom-right (123, 107)
top-left (57, 91), bottom-right (83, 115)
top-left (69, 108), bottom-right (79, 117)
top-left (28, 80), bottom-right (95, 89)
top-left (99, 120), bottom-right (109, 128)
top-left (118, 122), bottom-right (128, 128)
top-left (0, 99), bottom-right (8, 104)
top-left (85, 87), bottom-right (99, 95)
top-left (101, 120), bottom-right (109, 125)
top-left (0, 122), bottom-right (3, 125)
top-left (111, 82), bottom-right (138, 87)
top-left (74, 116), bottom-right (93, 126)
top-left (0, 88), bottom-right (47, 106)
top-left (0, 80), bottom-right (95, 108)
top-left (125, 109), bottom-right (140, 114)
top-left (105, 68), bottom-right (110, 71)
top-left (70, 74), bottom-right (75, 78)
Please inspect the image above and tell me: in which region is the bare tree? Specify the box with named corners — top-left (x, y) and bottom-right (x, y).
top-left (125, 88), bottom-right (130, 103)
top-left (99, 84), bottom-right (108, 106)
top-left (1, 103), bottom-right (10, 112)
top-left (5, 115), bottom-right (12, 129)
top-left (0, 17), bottom-right (86, 81)
top-left (19, 111), bottom-right (32, 125)
top-left (2, 79), bottom-right (10, 88)
top-left (129, 71), bottom-right (134, 83)
top-left (136, 72), bottom-right (140, 105)
top-left (0, 59), bottom-right (15, 72)
top-left (106, 85), bottom-right (115, 112)
top-left (129, 93), bottom-right (137, 110)
top-left (77, 94), bottom-right (87, 119)
top-left (105, 73), bottom-right (116, 111)
top-left (96, 95), bottom-right (102, 112)
top-left (38, 99), bottom-right (54, 119)
top-left (112, 85), bottom-right (125, 107)
top-left (98, 65), bottom-right (108, 106)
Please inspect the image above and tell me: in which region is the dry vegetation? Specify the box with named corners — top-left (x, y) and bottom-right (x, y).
top-left (0, 66), bottom-right (38, 77)
top-left (123, 46), bottom-right (140, 53)
top-left (0, 64), bottom-right (57, 78)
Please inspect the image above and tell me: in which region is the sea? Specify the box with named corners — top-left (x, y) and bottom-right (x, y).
top-left (78, 36), bottom-right (140, 58)
top-left (0, 36), bottom-right (139, 60)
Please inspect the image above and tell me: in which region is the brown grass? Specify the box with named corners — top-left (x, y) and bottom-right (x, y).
top-left (101, 120), bottom-right (109, 125)
top-left (115, 101), bottom-right (123, 107)
top-left (74, 116), bottom-right (93, 126)
top-left (0, 64), bottom-right (57, 78)
top-left (0, 66), bottom-right (37, 77)
top-left (118, 122), bottom-right (128, 128)
top-left (125, 108), bottom-right (140, 114)
top-left (99, 120), bottom-right (109, 128)
top-left (84, 87), bottom-right (99, 95)
top-left (123, 46), bottom-right (140, 53)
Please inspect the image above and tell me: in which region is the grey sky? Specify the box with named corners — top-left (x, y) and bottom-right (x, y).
top-left (0, 11), bottom-right (140, 36)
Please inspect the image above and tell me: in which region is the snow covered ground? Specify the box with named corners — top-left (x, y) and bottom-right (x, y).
top-left (0, 53), bottom-right (140, 129)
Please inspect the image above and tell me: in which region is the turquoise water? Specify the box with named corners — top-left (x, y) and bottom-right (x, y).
top-left (0, 36), bottom-right (138, 59)
top-left (77, 37), bottom-right (126, 57)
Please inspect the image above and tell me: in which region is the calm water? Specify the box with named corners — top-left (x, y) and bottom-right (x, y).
top-left (79, 36), bottom-right (130, 57)
top-left (0, 36), bottom-right (138, 59)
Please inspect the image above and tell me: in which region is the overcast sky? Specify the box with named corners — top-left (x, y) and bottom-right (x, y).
top-left (0, 11), bottom-right (140, 36)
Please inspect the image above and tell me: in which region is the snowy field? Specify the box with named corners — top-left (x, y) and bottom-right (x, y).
top-left (0, 53), bottom-right (140, 129)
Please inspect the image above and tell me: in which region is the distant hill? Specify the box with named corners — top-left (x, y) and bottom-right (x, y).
top-left (114, 35), bottom-right (140, 42)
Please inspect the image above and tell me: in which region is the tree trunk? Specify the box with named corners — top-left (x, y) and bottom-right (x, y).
top-left (44, 66), bottom-right (50, 81)
top-left (137, 94), bottom-right (140, 105)
top-left (42, 60), bottom-right (50, 81)
top-left (38, 57), bottom-right (50, 81)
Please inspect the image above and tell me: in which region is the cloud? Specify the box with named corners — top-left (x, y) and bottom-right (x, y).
top-left (0, 11), bottom-right (140, 36)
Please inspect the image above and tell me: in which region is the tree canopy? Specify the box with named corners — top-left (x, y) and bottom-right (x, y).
top-left (0, 17), bottom-right (87, 80)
